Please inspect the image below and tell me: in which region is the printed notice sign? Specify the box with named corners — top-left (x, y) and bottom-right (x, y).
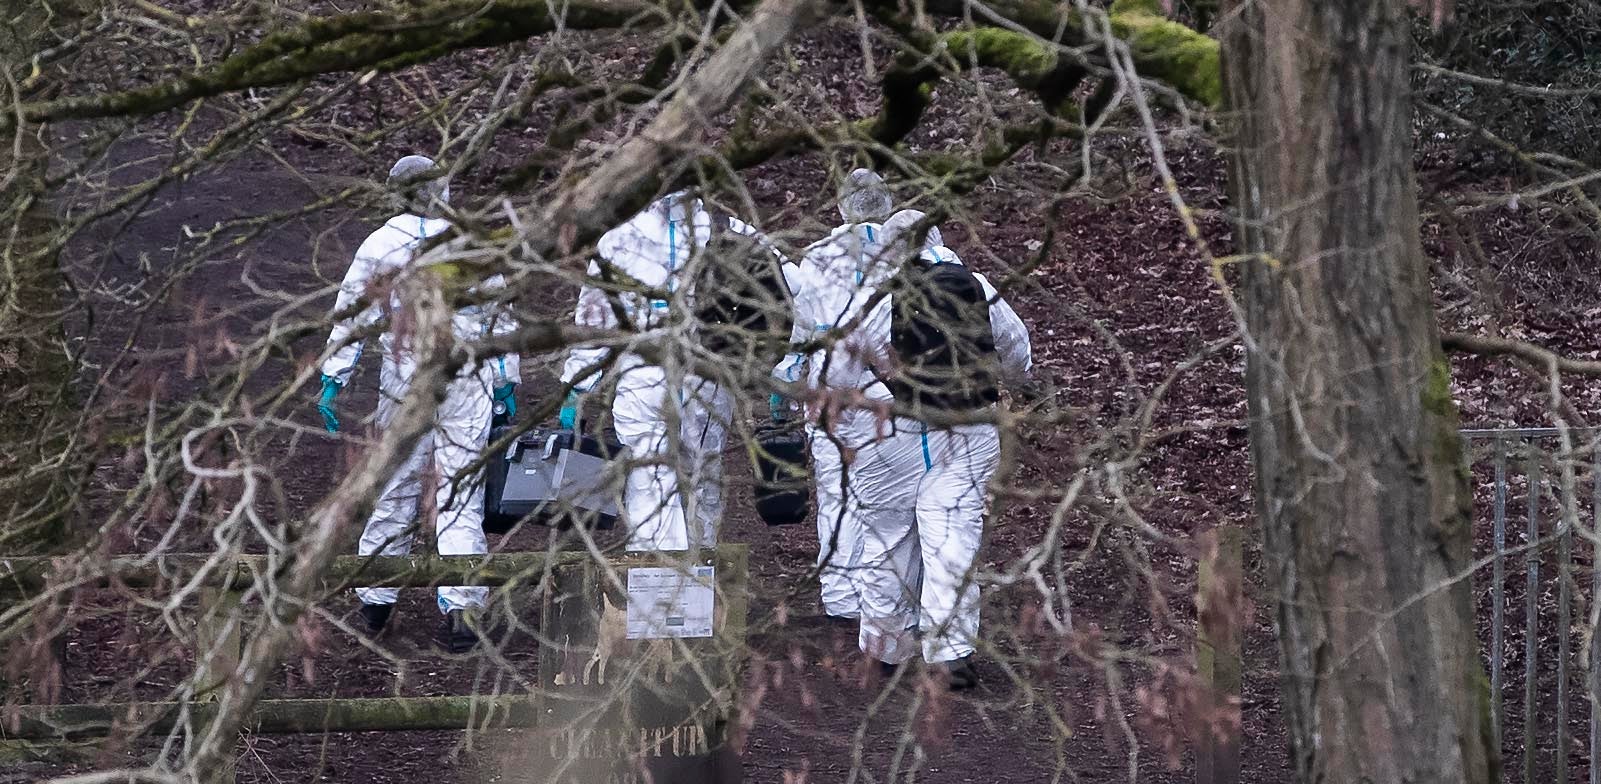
top-left (625, 565), bottom-right (716, 640)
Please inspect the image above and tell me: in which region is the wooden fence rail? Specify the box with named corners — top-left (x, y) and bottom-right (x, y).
top-left (4, 695), bottom-right (545, 739)
top-left (1, 547), bottom-right (749, 784)
top-left (0, 550), bottom-right (617, 593)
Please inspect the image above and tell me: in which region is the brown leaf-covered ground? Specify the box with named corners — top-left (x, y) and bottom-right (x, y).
top-left (11, 16), bottom-right (1599, 784)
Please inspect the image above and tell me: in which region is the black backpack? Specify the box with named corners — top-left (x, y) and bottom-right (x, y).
top-left (690, 213), bottom-right (792, 368)
top-left (885, 258), bottom-right (1000, 413)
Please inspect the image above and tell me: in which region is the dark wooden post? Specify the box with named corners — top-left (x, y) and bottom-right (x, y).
top-left (527, 546), bottom-right (748, 784)
top-left (1195, 525), bottom-right (1242, 784)
top-left (198, 587), bottom-right (242, 784)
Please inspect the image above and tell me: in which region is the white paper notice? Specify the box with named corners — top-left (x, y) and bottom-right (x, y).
top-left (625, 565), bottom-right (716, 640)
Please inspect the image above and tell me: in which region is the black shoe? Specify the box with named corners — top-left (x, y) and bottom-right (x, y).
top-left (359, 603), bottom-right (393, 634)
top-left (437, 609), bottom-right (480, 654)
top-left (942, 656), bottom-right (978, 691)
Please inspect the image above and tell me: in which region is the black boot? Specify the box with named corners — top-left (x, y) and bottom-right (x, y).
top-left (942, 656), bottom-right (979, 691)
top-left (359, 603), bottom-right (394, 635)
top-left (437, 609), bottom-right (480, 654)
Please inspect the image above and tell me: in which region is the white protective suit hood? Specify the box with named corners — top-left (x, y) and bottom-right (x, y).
top-left (837, 168), bottom-right (893, 224)
top-left (389, 155), bottom-right (451, 217)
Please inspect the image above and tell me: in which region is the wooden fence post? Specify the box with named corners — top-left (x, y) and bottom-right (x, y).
top-left (533, 547), bottom-right (748, 784)
top-left (1195, 524), bottom-right (1242, 784)
top-left (198, 586), bottom-right (241, 784)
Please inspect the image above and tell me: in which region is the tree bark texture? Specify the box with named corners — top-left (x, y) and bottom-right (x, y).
top-left (1218, 0), bottom-right (1498, 780)
top-left (0, 2), bottom-right (95, 554)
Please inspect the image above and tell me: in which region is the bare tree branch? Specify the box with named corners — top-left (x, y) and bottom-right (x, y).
top-left (1442, 332), bottom-right (1601, 377)
top-left (1, 0), bottom-right (654, 131)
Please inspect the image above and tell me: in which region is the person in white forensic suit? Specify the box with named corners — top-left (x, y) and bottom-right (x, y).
top-left (316, 155), bottom-right (520, 652)
top-left (558, 190), bottom-right (777, 551)
top-left (772, 169), bottom-right (917, 631)
top-left (854, 208), bottom-right (1033, 689)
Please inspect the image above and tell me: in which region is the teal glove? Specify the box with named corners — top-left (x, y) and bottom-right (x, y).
top-left (493, 383), bottom-right (517, 418)
top-left (768, 393), bottom-right (789, 423)
top-left (558, 390), bottom-right (580, 430)
top-left (317, 375), bottom-right (342, 433)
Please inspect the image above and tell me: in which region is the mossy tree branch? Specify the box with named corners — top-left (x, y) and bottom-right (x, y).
top-left (866, 27), bottom-right (1084, 155)
top-left (6, 0), bottom-right (1220, 135)
top-left (712, 21), bottom-right (1132, 195)
top-left (0, 0), bottom-right (656, 132)
top-left (864, 0), bottom-right (1221, 106)
top-left (1108, 0), bottom-right (1222, 107)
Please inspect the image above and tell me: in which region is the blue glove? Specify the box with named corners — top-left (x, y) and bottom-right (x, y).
top-left (493, 383), bottom-right (518, 418)
top-left (317, 375), bottom-right (342, 433)
top-left (769, 393), bottom-right (789, 423)
top-left (558, 390), bottom-right (580, 430)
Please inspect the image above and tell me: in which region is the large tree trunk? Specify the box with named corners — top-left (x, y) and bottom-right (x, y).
top-left (1218, 0), bottom-right (1499, 780)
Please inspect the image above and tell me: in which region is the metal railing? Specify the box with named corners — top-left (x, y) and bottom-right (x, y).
top-left (1463, 428), bottom-right (1600, 784)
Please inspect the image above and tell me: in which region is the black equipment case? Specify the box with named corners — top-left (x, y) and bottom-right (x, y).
top-left (483, 426), bottom-right (626, 534)
top-left (751, 422), bottom-right (810, 526)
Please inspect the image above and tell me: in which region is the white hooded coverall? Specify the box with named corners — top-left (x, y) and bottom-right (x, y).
top-left (773, 221), bottom-right (912, 628)
top-left (323, 214), bottom-right (520, 613)
top-left (854, 238), bottom-right (1032, 663)
top-left (560, 194), bottom-right (777, 551)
